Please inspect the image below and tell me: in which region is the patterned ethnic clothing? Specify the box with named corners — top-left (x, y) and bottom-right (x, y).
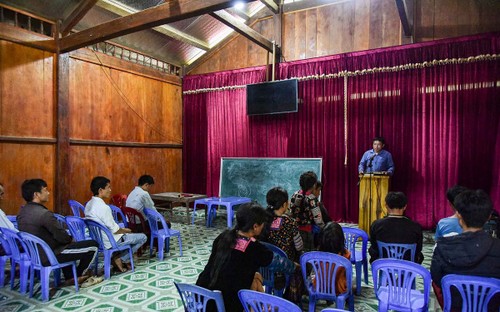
top-left (290, 190), bottom-right (325, 230)
top-left (267, 214), bottom-right (303, 262)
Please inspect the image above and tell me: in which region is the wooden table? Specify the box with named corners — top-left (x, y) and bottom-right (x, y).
top-left (150, 192), bottom-right (207, 224)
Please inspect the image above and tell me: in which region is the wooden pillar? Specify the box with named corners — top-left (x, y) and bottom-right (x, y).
top-left (54, 21), bottom-right (70, 214)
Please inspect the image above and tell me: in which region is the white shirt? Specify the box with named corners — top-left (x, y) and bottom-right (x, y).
top-left (126, 186), bottom-right (157, 215)
top-left (85, 196), bottom-right (122, 249)
top-left (0, 208), bottom-right (18, 232)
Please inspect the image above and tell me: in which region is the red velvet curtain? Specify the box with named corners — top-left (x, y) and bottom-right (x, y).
top-left (183, 33), bottom-right (500, 229)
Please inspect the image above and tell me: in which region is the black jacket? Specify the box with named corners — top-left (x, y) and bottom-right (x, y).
top-left (17, 202), bottom-right (72, 261)
top-left (431, 231), bottom-right (500, 286)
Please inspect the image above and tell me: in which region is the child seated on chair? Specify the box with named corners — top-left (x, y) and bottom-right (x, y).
top-left (312, 222), bottom-right (351, 295)
top-left (262, 186), bottom-right (303, 304)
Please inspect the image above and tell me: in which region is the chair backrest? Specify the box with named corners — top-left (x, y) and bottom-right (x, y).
top-left (238, 289), bottom-right (301, 312)
top-left (143, 208), bottom-right (169, 233)
top-left (441, 274), bottom-right (500, 312)
top-left (342, 227), bottom-right (368, 262)
top-left (377, 241), bottom-right (416, 262)
top-left (111, 194), bottom-right (127, 209)
top-left (53, 213), bottom-right (67, 230)
top-left (6, 215), bottom-right (18, 229)
top-left (258, 242), bottom-right (289, 290)
top-left (300, 251), bottom-right (353, 297)
top-left (0, 230), bottom-right (12, 256)
top-left (371, 259), bottom-right (431, 311)
top-left (68, 200), bottom-right (85, 217)
top-left (175, 282), bottom-right (226, 312)
top-left (85, 220), bottom-right (119, 250)
top-left (109, 204), bottom-right (128, 227)
top-left (65, 216), bottom-right (88, 241)
top-left (18, 231), bottom-right (60, 267)
top-left (0, 228), bottom-right (24, 259)
top-left (122, 207), bottom-right (149, 234)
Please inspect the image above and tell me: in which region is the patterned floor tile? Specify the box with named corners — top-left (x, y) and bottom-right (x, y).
top-left (0, 208), bottom-right (444, 311)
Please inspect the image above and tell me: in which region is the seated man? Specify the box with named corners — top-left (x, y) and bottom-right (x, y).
top-left (434, 185), bottom-right (468, 240)
top-left (368, 191), bottom-right (424, 263)
top-left (431, 189), bottom-right (500, 310)
top-left (85, 176), bottom-right (147, 272)
top-left (17, 179), bottom-right (102, 288)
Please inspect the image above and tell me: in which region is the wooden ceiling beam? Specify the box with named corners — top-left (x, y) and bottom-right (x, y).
top-left (59, 0), bottom-right (256, 53)
top-left (210, 10), bottom-right (274, 52)
top-left (60, 0), bottom-right (98, 36)
top-left (395, 0), bottom-right (413, 36)
top-left (259, 0), bottom-right (279, 14)
top-left (97, 0), bottom-right (210, 51)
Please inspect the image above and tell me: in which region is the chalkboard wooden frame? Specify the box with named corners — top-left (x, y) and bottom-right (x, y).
top-left (219, 157), bottom-right (323, 206)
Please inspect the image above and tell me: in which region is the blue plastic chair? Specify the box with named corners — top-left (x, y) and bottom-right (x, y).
top-left (259, 241), bottom-right (290, 297)
top-left (85, 220), bottom-right (134, 279)
top-left (18, 231), bottom-right (79, 301)
top-left (6, 215), bottom-right (18, 229)
top-left (239, 289), bottom-right (301, 312)
top-left (441, 274), bottom-right (500, 312)
top-left (371, 259), bottom-right (430, 312)
top-left (377, 241), bottom-right (416, 261)
top-left (301, 251), bottom-right (354, 312)
top-left (343, 226), bottom-right (369, 295)
top-left (175, 282), bottom-right (226, 312)
top-left (1, 228), bottom-right (30, 294)
top-left (144, 208), bottom-right (182, 260)
top-left (0, 232), bottom-right (11, 288)
top-left (109, 204), bottom-right (128, 228)
top-left (68, 200), bottom-right (85, 217)
top-left (65, 216), bottom-right (90, 241)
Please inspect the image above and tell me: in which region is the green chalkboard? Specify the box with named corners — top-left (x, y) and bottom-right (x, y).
top-left (219, 158), bottom-right (322, 206)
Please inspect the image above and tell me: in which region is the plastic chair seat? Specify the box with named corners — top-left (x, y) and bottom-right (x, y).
top-left (144, 208), bottom-right (182, 260)
top-left (342, 226), bottom-right (369, 295)
top-left (259, 242), bottom-right (290, 297)
top-left (1, 228), bottom-right (30, 294)
top-left (192, 197), bottom-right (218, 226)
top-left (239, 289), bottom-right (301, 312)
top-left (85, 220), bottom-right (134, 279)
top-left (175, 282), bottom-right (226, 312)
top-left (18, 231), bottom-right (79, 302)
top-left (376, 287), bottom-right (426, 309)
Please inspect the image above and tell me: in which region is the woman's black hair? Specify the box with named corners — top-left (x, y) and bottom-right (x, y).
top-left (318, 222), bottom-right (347, 256)
top-left (266, 187), bottom-right (289, 214)
top-left (208, 202), bottom-right (268, 287)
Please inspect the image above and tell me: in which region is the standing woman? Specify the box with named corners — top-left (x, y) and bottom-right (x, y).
top-left (265, 186), bottom-right (304, 304)
top-left (196, 202), bottom-right (295, 312)
top-left (290, 171), bottom-right (325, 251)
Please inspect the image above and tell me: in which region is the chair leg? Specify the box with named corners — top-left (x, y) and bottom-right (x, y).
top-left (19, 261), bottom-right (29, 294)
top-left (29, 267), bottom-right (35, 298)
top-left (355, 262), bottom-right (362, 295)
top-left (104, 253), bottom-right (111, 280)
top-left (149, 235), bottom-right (154, 258)
top-left (363, 259), bottom-right (369, 285)
top-left (41, 268), bottom-right (50, 302)
top-left (177, 235), bottom-right (183, 256)
top-left (128, 248), bottom-right (135, 272)
top-left (158, 237), bottom-right (164, 261)
top-left (71, 265), bottom-right (79, 292)
top-left (308, 298), bottom-right (316, 312)
top-left (9, 261), bottom-right (15, 290)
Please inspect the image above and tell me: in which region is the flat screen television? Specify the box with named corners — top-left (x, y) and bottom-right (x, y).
top-left (246, 79), bottom-right (298, 116)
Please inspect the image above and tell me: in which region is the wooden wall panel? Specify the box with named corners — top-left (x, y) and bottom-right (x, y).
top-left (0, 41), bottom-right (54, 137)
top-left (69, 58), bottom-right (182, 144)
top-left (68, 146), bottom-right (182, 207)
top-left (189, 0), bottom-right (500, 75)
top-left (0, 143), bottom-right (55, 214)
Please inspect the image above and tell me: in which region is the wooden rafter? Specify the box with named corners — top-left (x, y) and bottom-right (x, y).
top-left (59, 0), bottom-right (256, 53)
top-left (260, 0), bottom-right (279, 14)
top-left (210, 10), bottom-right (274, 52)
top-left (395, 0), bottom-right (413, 36)
top-left (97, 0), bottom-right (210, 51)
top-left (60, 0), bottom-right (98, 36)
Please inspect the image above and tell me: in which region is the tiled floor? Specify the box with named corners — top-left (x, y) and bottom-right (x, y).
top-left (0, 208), bottom-right (441, 311)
